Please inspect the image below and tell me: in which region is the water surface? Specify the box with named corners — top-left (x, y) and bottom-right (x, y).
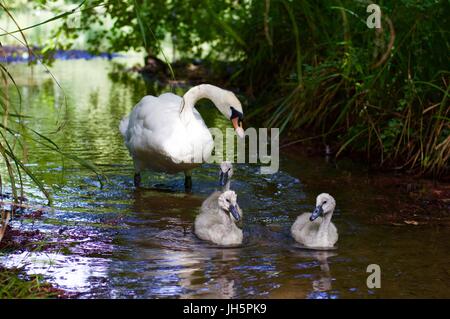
top-left (1, 59), bottom-right (449, 298)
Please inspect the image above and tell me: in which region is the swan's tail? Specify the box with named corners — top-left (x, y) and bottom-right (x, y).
top-left (119, 116), bottom-right (129, 138)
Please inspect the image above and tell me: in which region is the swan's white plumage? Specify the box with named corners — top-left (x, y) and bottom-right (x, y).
top-left (291, 193), bottom-right (338, 248)
top-left (120, 92), bottom-right (213, 173)
top-left (195, 190), bottom-right (243, 246)
top-left (120, 84), bottom-right (243, 180)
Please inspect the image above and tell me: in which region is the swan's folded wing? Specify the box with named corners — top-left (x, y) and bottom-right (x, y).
top-left (292, 213), bottom-right (311, 231)
top-left (291, 213), bottom-right (312, 243)
top-left (122, 93), bottom-right (213, 168)
top-left (126, 95), bottom-right (186, 154)
top-left (329, 222), bottom-right (338, 245)
top-left (119, 115), bottom-right (129, 138)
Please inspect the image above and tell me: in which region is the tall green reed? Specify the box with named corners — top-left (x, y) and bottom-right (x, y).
top-left (243, 0), bottom-right (449, 177)
top-left (0, 1), bottom-right (106, 242)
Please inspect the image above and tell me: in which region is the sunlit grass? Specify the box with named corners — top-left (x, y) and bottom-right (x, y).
top-left (0, 267), bottom-right (61, 298)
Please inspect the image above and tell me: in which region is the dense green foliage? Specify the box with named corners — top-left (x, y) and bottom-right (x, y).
top-left (7, 0), bottom-right (450, 177)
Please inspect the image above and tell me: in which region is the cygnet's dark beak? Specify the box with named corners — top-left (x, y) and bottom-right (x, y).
top-left (219, 170), bottom-right (229, 187)
top-left (310, 205), bottom-right (324, 221)
top-left (229, 204), bottom-right (240, 221)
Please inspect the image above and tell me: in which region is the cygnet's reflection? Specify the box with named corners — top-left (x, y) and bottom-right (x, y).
top-left (179, 248), bottom-right (241, 299)
top-left (287, 247), bottom-right (337, 297)
top-left (310, 250), bottom-right (336, 292)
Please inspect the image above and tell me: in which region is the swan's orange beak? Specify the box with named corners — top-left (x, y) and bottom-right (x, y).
top-left (232, 117), bottom-right (244, 138)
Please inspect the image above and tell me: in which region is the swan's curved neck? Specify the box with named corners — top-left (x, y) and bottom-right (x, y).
top-left (181, 84), bottom-right (226, 124)
top-left (222, 181), bottom-right (231, 192)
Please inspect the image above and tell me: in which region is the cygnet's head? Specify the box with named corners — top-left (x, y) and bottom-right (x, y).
top-left (219, 161), bottom-right (233, 187)
top-left (218, 190), bottom-right (240, 222)
top-left (310, 193), bottom-right (336, 221)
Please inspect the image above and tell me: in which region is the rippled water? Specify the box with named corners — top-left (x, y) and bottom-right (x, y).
top-left (1, 59), bottom-right (449, 298)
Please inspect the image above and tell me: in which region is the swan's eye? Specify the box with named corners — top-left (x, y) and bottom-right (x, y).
top-left (323, 201), bottom-right (327, 204)
top-left (226, 199), bottom-right (230, 203)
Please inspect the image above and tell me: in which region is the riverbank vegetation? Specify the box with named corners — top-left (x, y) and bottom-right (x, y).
top-left (2, 1), bottom-right (449, 180)
top-left (24, 0), bottom-right (447, 178)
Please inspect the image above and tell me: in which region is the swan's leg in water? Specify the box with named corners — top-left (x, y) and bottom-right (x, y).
top-left (134, 172), bottom-right (141, 188)
top-left (184, 170), bottom-right (192, 191)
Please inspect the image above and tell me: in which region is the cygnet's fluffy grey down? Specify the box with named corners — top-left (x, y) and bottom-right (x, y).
top-left (291, 193), bottom-right (338, 248)
top-left (194, 190), bottom-right (243, 246)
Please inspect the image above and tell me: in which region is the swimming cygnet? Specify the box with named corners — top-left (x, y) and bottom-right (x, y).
top-left (201, 162), bottom-right (234, 211)
top-left (219, 161), bottom-right (233, 191)
top-left (194, 190), bottom-right (243, 246)
top-left (291, 193), bottom-right (338, 249)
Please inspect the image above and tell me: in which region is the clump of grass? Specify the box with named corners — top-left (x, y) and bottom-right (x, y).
top-left (0, 267), bottom-right (63, 298)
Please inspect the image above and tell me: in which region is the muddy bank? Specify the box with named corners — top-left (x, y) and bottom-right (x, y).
top-left (368, 175), bottom-right (450, 226)
top-left (0, 206), bottom-right (63, 298)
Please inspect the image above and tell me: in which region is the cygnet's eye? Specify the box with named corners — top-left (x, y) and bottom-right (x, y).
top-left (323, 201), bottom-right (327, 204)
top-left (226, 199), bottom-right (230, 203)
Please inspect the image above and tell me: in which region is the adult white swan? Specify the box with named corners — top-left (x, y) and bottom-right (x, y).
top-left (119, 84), bottom-right (244, 189)
top-left (291, 193), bottom-right (338, 249)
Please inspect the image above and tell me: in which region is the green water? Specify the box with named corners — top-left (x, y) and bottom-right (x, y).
top-left (1, 59), bottom-right (449, 298)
